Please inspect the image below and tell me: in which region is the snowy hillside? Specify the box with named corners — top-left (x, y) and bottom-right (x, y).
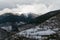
top-left (17, 27), bottom-right (56, 39)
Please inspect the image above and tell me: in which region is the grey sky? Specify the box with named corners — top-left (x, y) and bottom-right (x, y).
top-left (0, 0), bottom-right (60, 10)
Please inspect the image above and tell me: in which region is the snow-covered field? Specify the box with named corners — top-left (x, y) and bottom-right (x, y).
top-left (17, 27), bottom-right (57, 39)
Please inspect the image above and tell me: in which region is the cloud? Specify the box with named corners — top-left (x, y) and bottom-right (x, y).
top-left (0, 0), bottom-right (60, 16)
top-left (0, 3), bottom-right (56, 16)
top-left (0, 0), bottom-right (60, 10)
top-left (16, 4), bottom-right (48, 14)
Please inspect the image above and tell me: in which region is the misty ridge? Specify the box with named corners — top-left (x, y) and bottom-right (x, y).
top-left (0, 10), bottom-right (60, 32)
top-left (0, 10), bottom-right (59, 24)
top-left (0, 12), bottom-right (39, 24)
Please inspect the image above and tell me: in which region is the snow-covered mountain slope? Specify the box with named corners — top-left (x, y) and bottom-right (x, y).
top-left (17, 27), bottom-right (56, 39)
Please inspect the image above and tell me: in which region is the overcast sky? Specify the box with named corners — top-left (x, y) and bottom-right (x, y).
top-left (0, 0), bottom-right (60, 15)
top-left (0, 0), bottom-right (60, 10)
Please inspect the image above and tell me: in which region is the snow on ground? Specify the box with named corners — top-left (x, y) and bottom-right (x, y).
top-left (17, 27), bottom-right (56, 39)
top-left (1, 26), bottom-right (12, 32)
